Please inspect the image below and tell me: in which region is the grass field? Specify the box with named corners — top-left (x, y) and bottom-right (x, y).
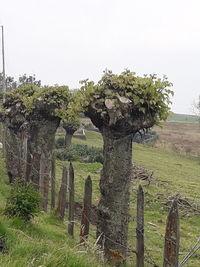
top-left (154, 121), bottom-right (200, 156)
top-left (168, 113), bottom-right (199, 123)
top-left (0, 130), bottom-right (200, 266)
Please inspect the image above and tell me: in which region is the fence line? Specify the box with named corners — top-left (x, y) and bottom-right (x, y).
top-left (3, 138), bottom-right (200, 266)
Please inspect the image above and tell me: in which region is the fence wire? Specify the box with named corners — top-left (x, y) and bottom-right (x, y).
top-left (2, 136), bottom-right (200, 266)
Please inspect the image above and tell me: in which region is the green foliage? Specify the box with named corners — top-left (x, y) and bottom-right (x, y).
top-left (4, 179), bottom-right (41, 221)
top-left (78, 69), bottom-right (173, 124)
top-left (55, 137), bottom-right (65, 149)
top-left (0, 221), bottom-right (7, 240)
top-left (2, 84), bottom-right (71, 119)
top-left (54, 143), bottom-right (103, 163)
top-left (62, 118), bottom-right (80, 134)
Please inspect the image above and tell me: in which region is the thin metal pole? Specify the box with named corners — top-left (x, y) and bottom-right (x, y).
top-left (1, 25), bottom-right (6, 155)
top-left (1, 25), bottom-right (6, 92)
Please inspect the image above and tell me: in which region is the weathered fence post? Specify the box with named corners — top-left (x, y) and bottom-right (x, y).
top-left (51, 156), bottom-right (56, 209)
top-left (136, 184), bottom-right (144, 267)
top-left (163, 200), bottom-right (179, 267)
top-left (68, 162), bottom-right (75, 237)
top-left (56, 166), bottom-right (68, 220)
top-left (80, 175), bottom-right (92, 244)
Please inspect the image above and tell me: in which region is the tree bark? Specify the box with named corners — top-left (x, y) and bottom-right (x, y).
top-left (27, 118), bottom-right (60, 211)
top-left (97, 128), bottom-right (133, 265)
top-left (5, 127), bottom-right (22, 183)
top-left (19, 130), bottom-right (28, 181)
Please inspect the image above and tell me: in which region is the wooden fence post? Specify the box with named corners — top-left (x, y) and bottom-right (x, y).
top-left (80, 175), bottom-right (92, 244)
top-left (51, 156), bottom-right (56, 209)
top-left (68, 162), bottom-right (75, 237)
top-left (163, 200), bottom-right (179, 267)
top-left (56, 166), bottom-right (68, 220)
top-left (136, 185), bottom-right (144, 267)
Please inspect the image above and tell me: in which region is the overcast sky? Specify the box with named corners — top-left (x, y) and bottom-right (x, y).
top-left (1, 0), bottom-right (200, 114)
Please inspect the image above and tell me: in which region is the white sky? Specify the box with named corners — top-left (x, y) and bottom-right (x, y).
top-left (1, 0), bottom-right (200, 114)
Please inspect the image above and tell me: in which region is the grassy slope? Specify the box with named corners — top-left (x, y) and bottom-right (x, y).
top-left (72, 131), bottom-right (200, 266)
top-left (0, 156), bottom-right (103, 267)
top-left (168, 113), bottom-right (199, 123)
top-left (0, 130), bottom-right (200, 266)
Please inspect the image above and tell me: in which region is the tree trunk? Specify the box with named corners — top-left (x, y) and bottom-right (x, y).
top-left (97, 128), bottom-right (133, 265)
top-left (27, 118), bottom-right (60, 211)
top-left (64, 132), bottom-right (73, 148)
top-left (19, 130), bottom-right (28, 181)
top-left (5, 127), bottom-right (22, 183)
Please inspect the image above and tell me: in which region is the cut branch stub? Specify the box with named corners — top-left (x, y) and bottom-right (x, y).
top-left (80, 175), bottom-right (92, 244)
top-left (163, 200), bottom-right (180, 267)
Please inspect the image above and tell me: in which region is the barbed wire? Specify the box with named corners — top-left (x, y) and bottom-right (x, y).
top-left (3, 138), bottom-right (200, 266)
top-left (178, 237), bottom-right (200, 267)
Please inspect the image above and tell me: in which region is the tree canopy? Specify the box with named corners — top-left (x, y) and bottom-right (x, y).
top-left (2, 84), bottom-right (71, 120)
top-left (78, 69), bottom-right (173, 135)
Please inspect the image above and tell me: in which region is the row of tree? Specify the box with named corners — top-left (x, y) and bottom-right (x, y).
top-left (1, 70), bottom-right (173, 265)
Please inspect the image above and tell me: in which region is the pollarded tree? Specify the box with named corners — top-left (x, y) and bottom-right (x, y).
top-left (3, 85), bottom-right (71, 211)
top-left (62, 118), bottom-right (80, 148)
top-left (79, 70), bottom-right (173, 264)
top-left (24, 85), bottom-right (71, 211)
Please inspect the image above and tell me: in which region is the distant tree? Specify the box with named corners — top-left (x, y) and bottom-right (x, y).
top-left (62, 119), bottom-right (80, 148)
top-left (79, 69), bottom-right (173, 264)
top-left (192, 96), bottom-right (200, 124)
top-left (0, 73), bottom-right (41, 91)
top-left (196, 96), bottom-right (200, 122)
top-left (17, 74), bottom-right (41, 88)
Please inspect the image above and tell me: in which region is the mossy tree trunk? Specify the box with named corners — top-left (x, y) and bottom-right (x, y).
top-left (19, 129), bottom-right (29, 180)
top-left (27, 118), bottom-right (60, 211)
top-left (97, 128), bottom-right (133, 264)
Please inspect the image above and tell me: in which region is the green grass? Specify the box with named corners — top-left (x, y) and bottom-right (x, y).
top-left (0, 151), bottom-right (104, 267)
top-left (0, 130), bottom-right (200, 266)
top-left (168, 113), bottom-right (199, 123)
top-left (70, 130), bottom-right (200, 266)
